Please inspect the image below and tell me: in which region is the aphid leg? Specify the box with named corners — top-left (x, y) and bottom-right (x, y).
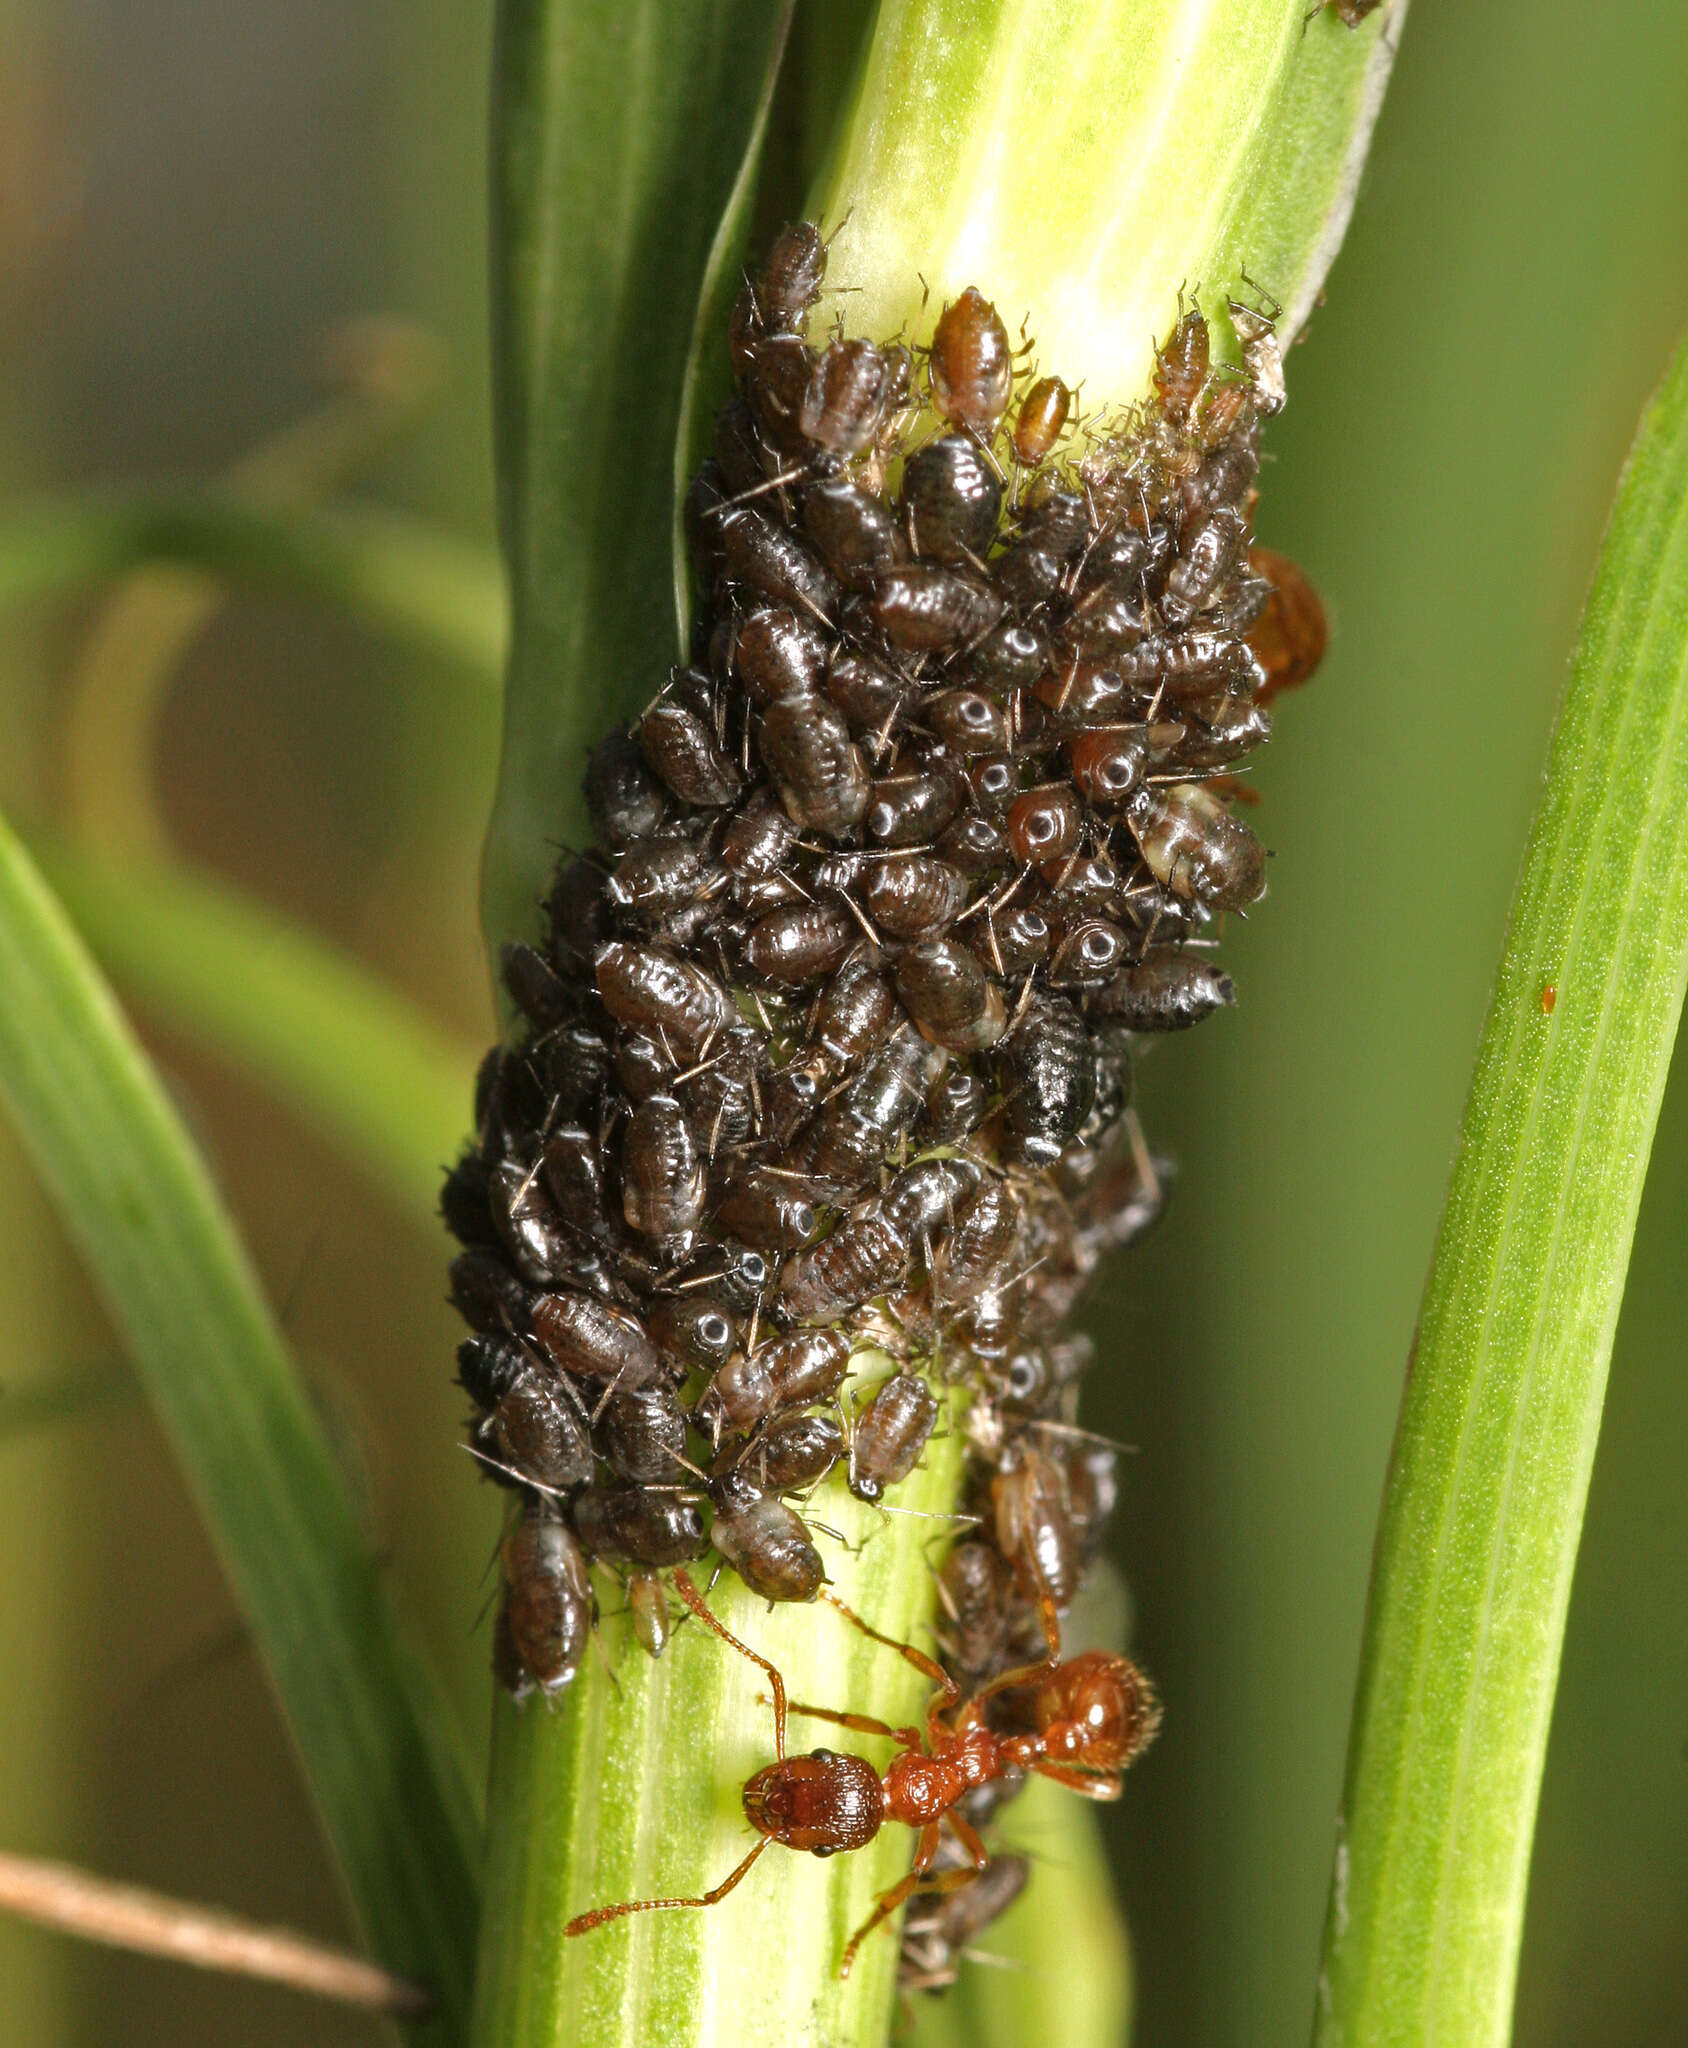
top-left (670, 1567), bottom-right (788, 1759)
top-left (839, 1821), bottom-right (944, 1979)
top-left (563, 1839), bottom-right (771, 1938)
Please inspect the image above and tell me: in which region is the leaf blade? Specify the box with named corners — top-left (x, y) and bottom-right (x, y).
top-left (0, 814), bottom-right (480, 2036)
top-left (1313, 330), bottom-right (1688, 2046)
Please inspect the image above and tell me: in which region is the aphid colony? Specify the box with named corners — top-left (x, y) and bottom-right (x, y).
top-left (443, 222), bottom-right (1324, 1981)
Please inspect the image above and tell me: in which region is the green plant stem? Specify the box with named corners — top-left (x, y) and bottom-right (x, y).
top-left (36, 840), bottom-right (478, 1241)
top-left (0, 813), bottom-right (480, 2040)
top-left (0, 488), bottom-right (506, 690)
top-left (1312, 331), bottom-right (1688, 2047)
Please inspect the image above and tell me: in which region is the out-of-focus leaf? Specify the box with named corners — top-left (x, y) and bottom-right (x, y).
top-left (0, 489), bottom-right (505, 688)
top-left (0, 813), bottom-right (479, 2040)
top-left (37, 842), bottom-right (478, 1241)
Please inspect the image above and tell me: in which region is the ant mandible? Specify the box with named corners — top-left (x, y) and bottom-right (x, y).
top-left (563, 1565), bottom-right (1160, 1976)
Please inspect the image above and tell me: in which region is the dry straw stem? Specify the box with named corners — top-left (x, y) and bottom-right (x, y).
top-left (476, 2), bottom-right (1400, 2045)
top-left (1314, 329), bottom-right (1688, 2045)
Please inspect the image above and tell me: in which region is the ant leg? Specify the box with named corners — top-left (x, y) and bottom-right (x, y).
top-left (671, 1567), bottom-right (787, 1760)
top-left (943, 1809), bottom-right (991, 1875)
top-left (1033, 1759), bottom-right (1125, 1802)
top-left (966, 1587), bottom-right (1063, 1712)
top-left (838, 1822), bottom-right (942, 1980)
top-left (819, 1589), bottom-right (960, 1742)
top-left (563, 1839), bottom-right (769, 1937)
top-left (759, 1692), bottom-right (915, 1745)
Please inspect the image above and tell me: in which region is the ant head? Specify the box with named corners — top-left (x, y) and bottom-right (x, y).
top-left (742, 1749), bottom-right (884, 1854)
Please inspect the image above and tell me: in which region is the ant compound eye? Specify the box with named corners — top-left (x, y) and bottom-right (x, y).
top-left (812, 1844), bottom-right (838, 1859)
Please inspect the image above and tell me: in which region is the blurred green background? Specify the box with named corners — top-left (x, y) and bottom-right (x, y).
top-left (0, 2), bottom-right (1684, 2044)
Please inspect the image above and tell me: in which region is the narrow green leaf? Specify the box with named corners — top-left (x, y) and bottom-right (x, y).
top-left (813, 0), bottom-right (1401, 387)
top-left (0, 488), bottom-right (505, 688)
top-left (0, 814), bottom-right (479, 2037)
top-left (1313, 332), bottom-right (1688, 2046)
top-left (36, 841), bottom-right (478, 1240)
top-left (481, 0), bottom-right (796, 950)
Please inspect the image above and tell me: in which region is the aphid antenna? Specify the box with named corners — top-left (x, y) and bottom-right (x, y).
top-left (462, 1440), bottom-right (573, 1502)
top-left (1025, 1417), bottom-right (1140, 1456)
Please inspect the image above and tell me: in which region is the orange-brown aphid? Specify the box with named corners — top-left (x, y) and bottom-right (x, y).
top-left (1153, 301), bottom-right (1210, 426)
top-left (1540, 983), bottom-right (1557, 1016)
top-left (1013, 376), bottom-right (1071, 464)
top-left (930, 288), bottom-right (1014, 431)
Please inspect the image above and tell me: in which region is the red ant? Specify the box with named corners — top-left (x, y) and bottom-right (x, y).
top-left (563, 1566), bottom-right (1160, 1976)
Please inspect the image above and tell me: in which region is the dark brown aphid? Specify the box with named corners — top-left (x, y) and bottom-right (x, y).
top-left (502, 941), bottom-right (572, 1028)
top-left (1006, 785), bottom-right (1083, 866)
top-left (934, 1181), bottom-right (1020, 1304)
top-left (1013, 375), bottom-right (1071, 465)
top-left (779, 1207), bottom-right (908, 1320)
top-left (598, 1387), bottom-right (691, 1484)
top-left (456, 1332), bottom-right (529, 1411)
top-left (850, 1373), bottom-right (939, 1501)
top-left (721, 788), bottom-right (801, 880)
top-left (574, 1486), bottom-right (709, 1568)
top-left (865, 855), bottom-right (971, 939)
top-left (733, 607), bottom-right (829, 706)
top-left (896, 938), bottom-right (1007, 1052)
top-left (883, 1156), bottom-right (984, 1251)
top-left (900, 1853), bottom-right (1031, 1993)
top-left (1168, 697), bottom-right (1273, 769)
top-left (647, 1295), bottom-right (739, 1372)
top-left (930, 287), bottom-right (1014, 430)
top-left (710, 1471), bottom-right (825, 1602)
top-left (991, 1440), bottom-right (1081, 1607)
top-left (937, 812), bottom-right (1009, 877)
top-left (489, 1159), bottom-right (576, 1287)
top-left (713, 1172), bottom-right (818, 1255)
top-left (621, 1094), bottom-right (706, 1245)
top-left (903, 433), bottom-right (1002, 564)
top-left (539, 1127), bottom-right (619, 1249)
top-left (825, 648), bottom-right (911, 740)
top-left (628, 1568), bottom-right (672, 1660)
top-left (866, 765), bottom-right (965, 846)
top-left (1127, 782), bottom-right (1267, 910)
top-left (814, 957), bottom-right (899, 1063)
top-left (595, 941), bottom-right (729, 1060)
top-left (616, 1030), bottom-right (672, 1102)
top-left (988, 901), bottom-right (1054, 975)
top-left (744, 334), bottom-right (820, 451)
top-left (804, 478), bottom-right (909, 589)
top-left (746, 901), bottom-right (856, 986)
top-left (868, 564), bottom-right (1003, 652)
top-left (936, 1540), bottom-right (1014, 1679)
top-left (721, 507), bottom-right (840, 620)
top-left (1115, 626), bottom-right (1255, 698)
top-left (501, 1506), bottom-right (595, 1698)
top-left (925, 1065), bottom-right (989, 1144)
top-left (702, 1327), bottom-right (853, 1435)
top-left (584, 725), bottom-right (666, 851)
top-left (1245, 545), bottom-right (1328, 702)
top-left (1095, 952), bottom-right (1236, 1030)
top-left (970, 620), bottom-right (1048, 692)
top-left (801, 338), bottom-right (896, 455)
top-left (1310, 0), bottom-right (1384, 31)
top-left (449, 1248), bottom-right (533, 1337)
top-left (997, 995), bottom-right (1096, 1166)
top-left (640, 697), bottom-right (742, 808)
top-left (440, 1146), bottom-right (497, 1248)
top-left (604, 835), bottom-right (720, 927)
top-left (532, 1290), bottom-right (664, 1389)
top-left (1154, 301), bottom-right (1210, 426)
top-left (927, 687), bottom-right (1009, 756)
top-left (744, 1409), bottom-right (846, 1493)
top-left (1068, 724), bottom-right (1149, 806)
top-left (1160, 507), bottom-right (1248, 626)
top-left (1046, 916), bottom-right (1130, 988)
top-left (488, 1373), bottom-right (595, 1493)
top-left (758, 695), bottom-right (871, 836)
top-left (758, 221), bottom-right (827, 328)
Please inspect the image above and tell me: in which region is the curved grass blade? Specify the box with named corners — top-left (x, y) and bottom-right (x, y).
top-left (1313, 330), bottom-right (1688, 2047)
top-left (0, 488), bottom-right (505, 689)
top-left (0, 814), bottom-right (479, 2038)
top-left (36, 842), bottom-right (478, 1242)
top-left (481, 0), bottom-right (796, 951)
